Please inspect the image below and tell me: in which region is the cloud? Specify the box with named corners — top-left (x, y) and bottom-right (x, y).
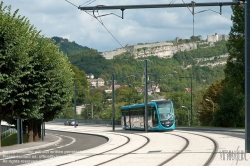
top-left (2, 0), bottom-right (234, 52)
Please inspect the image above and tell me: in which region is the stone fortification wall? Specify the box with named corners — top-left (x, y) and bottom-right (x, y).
top-left (101, 49), bottom-right (125, 59)
top-left (101, 42), bottom-right (197, 59)
top-left (207, 33), bottom-right (229, 42)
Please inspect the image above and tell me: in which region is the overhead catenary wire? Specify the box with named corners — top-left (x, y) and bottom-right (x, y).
top-left (169, 0), bottom-right (177, 5)
top-left (64, 0), bottom-right (124, 48)
top-left (80, 0), bottom-right (96, 7)
top-left (65, 0), bottom-right (78, 8)
top-left (65, 0), bottom-right (229, 57)
top-left (181, 0), bottom-right (193, 14)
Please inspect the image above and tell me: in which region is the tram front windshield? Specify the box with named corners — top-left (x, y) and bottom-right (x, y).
top-left (157, 102), bottom-right (173, 120)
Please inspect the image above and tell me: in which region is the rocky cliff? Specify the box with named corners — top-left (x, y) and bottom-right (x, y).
top-left (101, 41), bottom-right (197, 59)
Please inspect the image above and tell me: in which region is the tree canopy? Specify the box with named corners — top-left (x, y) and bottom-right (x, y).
top-left (0, 2), bottom-right (75, 145)
top-left (199, 4), bottom-right (245, 127)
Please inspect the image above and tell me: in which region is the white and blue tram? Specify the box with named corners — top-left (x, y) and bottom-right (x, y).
top-left (121, 100), bottom-right (175, 131)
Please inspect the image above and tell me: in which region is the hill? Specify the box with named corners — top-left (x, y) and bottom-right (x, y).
top-left (54, 37), bottom-right (227, 93)
top-left (51, 36), bottom-right (90, 55)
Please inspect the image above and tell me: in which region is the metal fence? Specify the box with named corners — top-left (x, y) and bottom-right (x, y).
top-left (1, 127), bottom-right (17, 140)
top-left (51, 118), bottom-right (121, 126)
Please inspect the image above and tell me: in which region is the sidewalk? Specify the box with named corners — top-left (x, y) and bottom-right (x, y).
top-left (0, 133), bottom-right (61, 155)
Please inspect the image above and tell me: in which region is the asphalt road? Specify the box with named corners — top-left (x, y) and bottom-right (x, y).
top-left (0, 130), bottom-right (108, 166)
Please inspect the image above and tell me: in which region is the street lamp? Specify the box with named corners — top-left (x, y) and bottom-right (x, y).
top-left (181, 106), bottom-right (190, 126)
top-left (205, 98), bottom-right (214, 120)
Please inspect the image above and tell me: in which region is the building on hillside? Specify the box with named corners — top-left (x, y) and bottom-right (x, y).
top-left (185, 88), bottom-right (191, 93)
top-left (76, 105), bottom-right (85, 114)
top-left (87, 78), bottom-right (105, 88)
top-left (148, 86), bottom-right (161, 95)
top-left (207, 33), bottom-right (229, 42)
top-left (105, 85), bottom-right (121, 93)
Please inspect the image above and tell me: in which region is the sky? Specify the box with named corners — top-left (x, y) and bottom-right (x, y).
top-left (2, 0), bottom-right (235, 52)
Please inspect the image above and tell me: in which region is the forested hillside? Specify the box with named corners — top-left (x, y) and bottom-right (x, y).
top-left (66, 40), bottom-right (227, 91)
top-left (52, 36), bottom-right (90, 55)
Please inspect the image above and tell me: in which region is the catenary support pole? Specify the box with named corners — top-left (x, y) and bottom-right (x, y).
top-left (74, 81), bottom-right (77, 128)
top-left (112, 74), bottom-right (115, 131)
top-left (245, 0), bottom-right (250, 153)
top-left (191, 76), bottom-right (193, 126)
top-left (144, 60), bottom-right (148, 133)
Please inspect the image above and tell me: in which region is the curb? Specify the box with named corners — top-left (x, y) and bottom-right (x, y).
top-left (0, 134), bottom-right (62, 155)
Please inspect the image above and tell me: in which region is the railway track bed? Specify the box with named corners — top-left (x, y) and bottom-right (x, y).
top-left (19, 124), bottom-right (250, 166)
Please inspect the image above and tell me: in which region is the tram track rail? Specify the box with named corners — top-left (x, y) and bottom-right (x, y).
top-left (163, 131), bottom-right (219, 166)
top-left (25, 125), bottom-right (225, 166)
top-left (96, 133), bottom-right (150, 166)
top-left (56, 133), bottom-right (130, 166)
top-left (157, 133), bottom-right (189, 166)
top-left (179, 131), bottom-right (218, 166)
top-left (56, 133), bottom-right (150, 166)
top-left (49, 129), bottom-right (218, 166)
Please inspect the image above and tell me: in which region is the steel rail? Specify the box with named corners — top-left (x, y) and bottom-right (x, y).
top-left (158, 133), bottom-right (189, 166)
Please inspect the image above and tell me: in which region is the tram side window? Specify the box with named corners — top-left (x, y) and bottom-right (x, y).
top-left (130, 108), bottom-right (143, 116)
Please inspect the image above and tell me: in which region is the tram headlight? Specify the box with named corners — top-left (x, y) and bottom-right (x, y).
top-left (160, 119), bottom-right (173, 127)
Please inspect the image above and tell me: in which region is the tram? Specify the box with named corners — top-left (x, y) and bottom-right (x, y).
top-left (121, 99), bottom-right (175, 131)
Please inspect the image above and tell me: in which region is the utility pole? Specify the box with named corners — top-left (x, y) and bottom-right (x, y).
top-left (144, 60), bottom-right (148, 133)
top-left (245, 0), bottom-right (250, 153)
top-left (74, 81), bottom-right (77, 128)
top-left (112, 74), bottom-right (115, 131)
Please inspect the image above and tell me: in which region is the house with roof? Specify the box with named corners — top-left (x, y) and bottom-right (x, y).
top-left (87, 78), bottom-right (105, 88)
top-left (105, 85), bottom-right (121, 93)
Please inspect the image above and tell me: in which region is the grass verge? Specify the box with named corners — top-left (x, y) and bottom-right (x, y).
top-left (1, 133), bottom-right (28, 146)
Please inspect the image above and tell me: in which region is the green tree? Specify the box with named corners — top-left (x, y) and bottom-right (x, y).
top-left (37, 37), bottom-right (74, 122)
top-left (0, 3), bottom-right (75, 144)
top-left (199, 81), bottom-right (222, 126)
top-left (213, 3), bottom-right (245, 127)
top-left (224, 4), bottom-right (245, 93)
top-left (0, 3), bottom-right (41, 146)
top-left (213, 81), bottom-right (244, 127)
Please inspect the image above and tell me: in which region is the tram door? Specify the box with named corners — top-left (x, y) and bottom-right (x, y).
top-left (121, 111), bottom-right (125, 127)
top-left (130, 108), bottom-right (144, 129)
top-left (147, 106), bottom-right (157, 127)
top-left (121, 110), bottom-right (131, 129)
